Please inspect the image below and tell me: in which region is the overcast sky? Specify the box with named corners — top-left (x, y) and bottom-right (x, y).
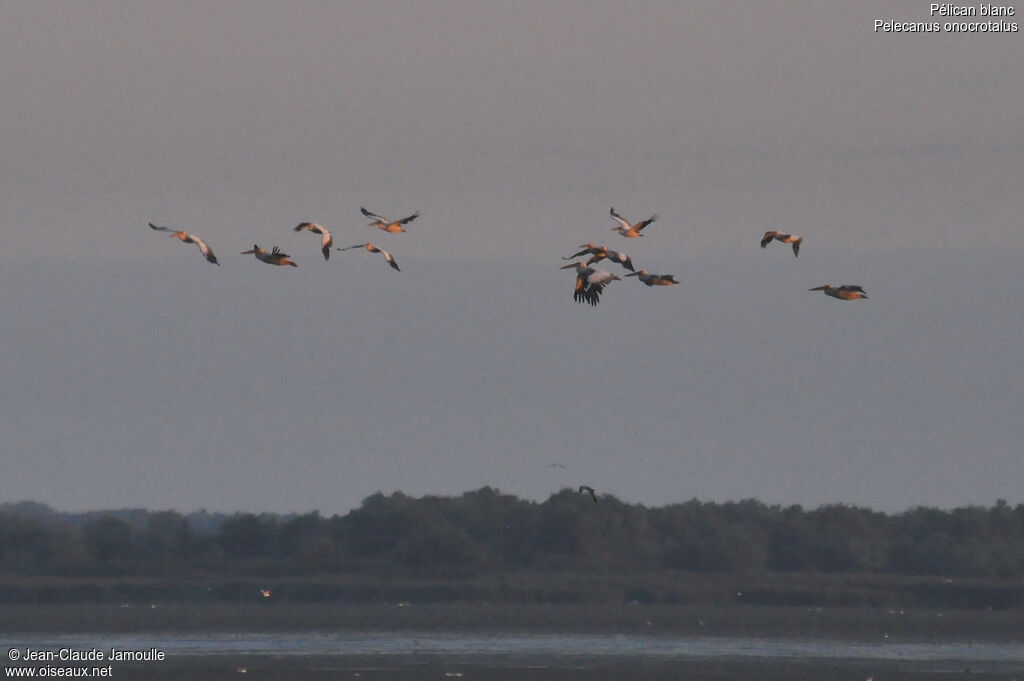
top-left (1, 1), bottom-right (1022, 515)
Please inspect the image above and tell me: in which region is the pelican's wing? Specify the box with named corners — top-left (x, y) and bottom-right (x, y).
top-left (192, 236), bottom-right (219, 265)
top-left (633, 215), bottom-right (657, 232)
top-left (360, 207), bottom-right (385, 222)
top-left (271, 246), bottom-right (291, 257)
top-left (609, 207), bottom-right (631, 230)
top-left (396, 211), bottom-right (420, 225)
top-left (760, 231), bottom-right (777, 248)
top-left (319, 229), bottom-right (333, 259)
top-left (572, 275), bottom-right (588, 303)
top-left (840, 285), bottom-right (865, 293)
top-left (294, 222), bottom-right (313, 232)
top-left (149, 222), bottom-right (173, 232)
top-left (565, 246), bottom-right (597, 259)
top-left (792, 241), bottom-right (800, 257)
top-left (378, 247), bottom-right (400, 271)
top-left (574, 276), bottom-right (604, 305)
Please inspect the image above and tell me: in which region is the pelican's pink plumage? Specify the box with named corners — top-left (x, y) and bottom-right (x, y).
top-left (360, 207), bottom-right (420, 233)
top-left (294, 222), bottom-right (334, 260)
top-left (241, 244), bottom-right (298, 267)
top-left (148, 222), bottom-right (219, 265)
top-left (609, 207), bottom-right (657, 238)
top-left (338, 242), bottom-right (400, 271)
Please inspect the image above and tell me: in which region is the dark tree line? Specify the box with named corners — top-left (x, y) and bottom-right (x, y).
top-left (2, 491), bottom-right (1023, 579)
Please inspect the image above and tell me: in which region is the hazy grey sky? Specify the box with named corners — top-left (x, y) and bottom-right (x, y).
top-left (2, 1), bottom-right (1022, 515)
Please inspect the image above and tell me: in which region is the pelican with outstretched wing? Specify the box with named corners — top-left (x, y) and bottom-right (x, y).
top-left (809, 284), bottom-right (867, 300)
top-left (563, 244), bottom-right (635, 272)
top-left (241, 245), bottom-right (298, 267)
top-left (624, 270), bottom-right (679, 286)
top-left (338, 242), bottom-right (400, 271)
top-left (609, 207), bottom-right (657, 238)
top-left (360, 207), bottom-right (420, 233)
top-left (148, 223), bottom-right (219, 265)
top-left (760, 230), bottom-right (803, 257)
top-left (560, 261), bottom-right (620, 306)
top-left (294, 222), bottom-right (334, 260)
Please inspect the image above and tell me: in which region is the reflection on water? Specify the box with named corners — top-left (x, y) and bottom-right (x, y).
top-left (7, 632), bottom-right (1024, 664)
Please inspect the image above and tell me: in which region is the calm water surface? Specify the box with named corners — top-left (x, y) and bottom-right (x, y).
top-left (8, 632), bottom-right (1023, 665)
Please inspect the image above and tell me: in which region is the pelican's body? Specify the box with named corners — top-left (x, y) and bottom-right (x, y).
top-left (809, 284), bottom-right (867, 300)
top-left (148, 222), bottom-right (219, 265)
top-left (609, 207), bottom-right (657, 238)
top-left (241, 244), bottom-right (298, 267)
top-left (294, 222), bottom-right (333, 260)
top-left (338, 242), bottom-right (400, 271)
top-left (760, 230), bottom-right (803, 257)
top-left (361, 207), bottom-right (420, 233)
top-left (561, 261), bottom-right (620, 306)
top-left (625, 270), bottom-right (679, 286)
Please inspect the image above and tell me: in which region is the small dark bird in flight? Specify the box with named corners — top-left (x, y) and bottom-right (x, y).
top-left (578, 485), bottom-right (598, 504)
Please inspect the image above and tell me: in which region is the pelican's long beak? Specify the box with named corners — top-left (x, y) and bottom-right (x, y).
top-left (809, 285), bottom-right (828, 291)
top-left (241, 248), bottom-right (257, 254)
top-left (624, 272), bottom-right (640, 277)
top-left (560, 262), bottom-right (581, 269)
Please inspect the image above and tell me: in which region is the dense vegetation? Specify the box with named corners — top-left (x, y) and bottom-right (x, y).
top-left (3, 490), bottom-right (1023, 584)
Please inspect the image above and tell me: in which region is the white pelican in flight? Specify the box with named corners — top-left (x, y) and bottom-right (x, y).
top-left (338, 242), bottom-right (400, 271)
top-left (148, 223), bottom-right (219, 265)
top-left (560, 261), bottom-right (620, 306)
top-left (809, 284), bottom-right (867, 300)
top-left (241, 244), bottom-right (298, 267)
top-left (563, 244), bottom-right (635, 272)
top-left (360, 207), bottom-right (420, 233)
top-left (624, 270), bottom-right (679, 286)
top-left (760, 230), bottom-right (803, 257)
top-left (609, 207), bottom-right (657, 238)
top-left (294, 222), bottom-right (334, 260)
